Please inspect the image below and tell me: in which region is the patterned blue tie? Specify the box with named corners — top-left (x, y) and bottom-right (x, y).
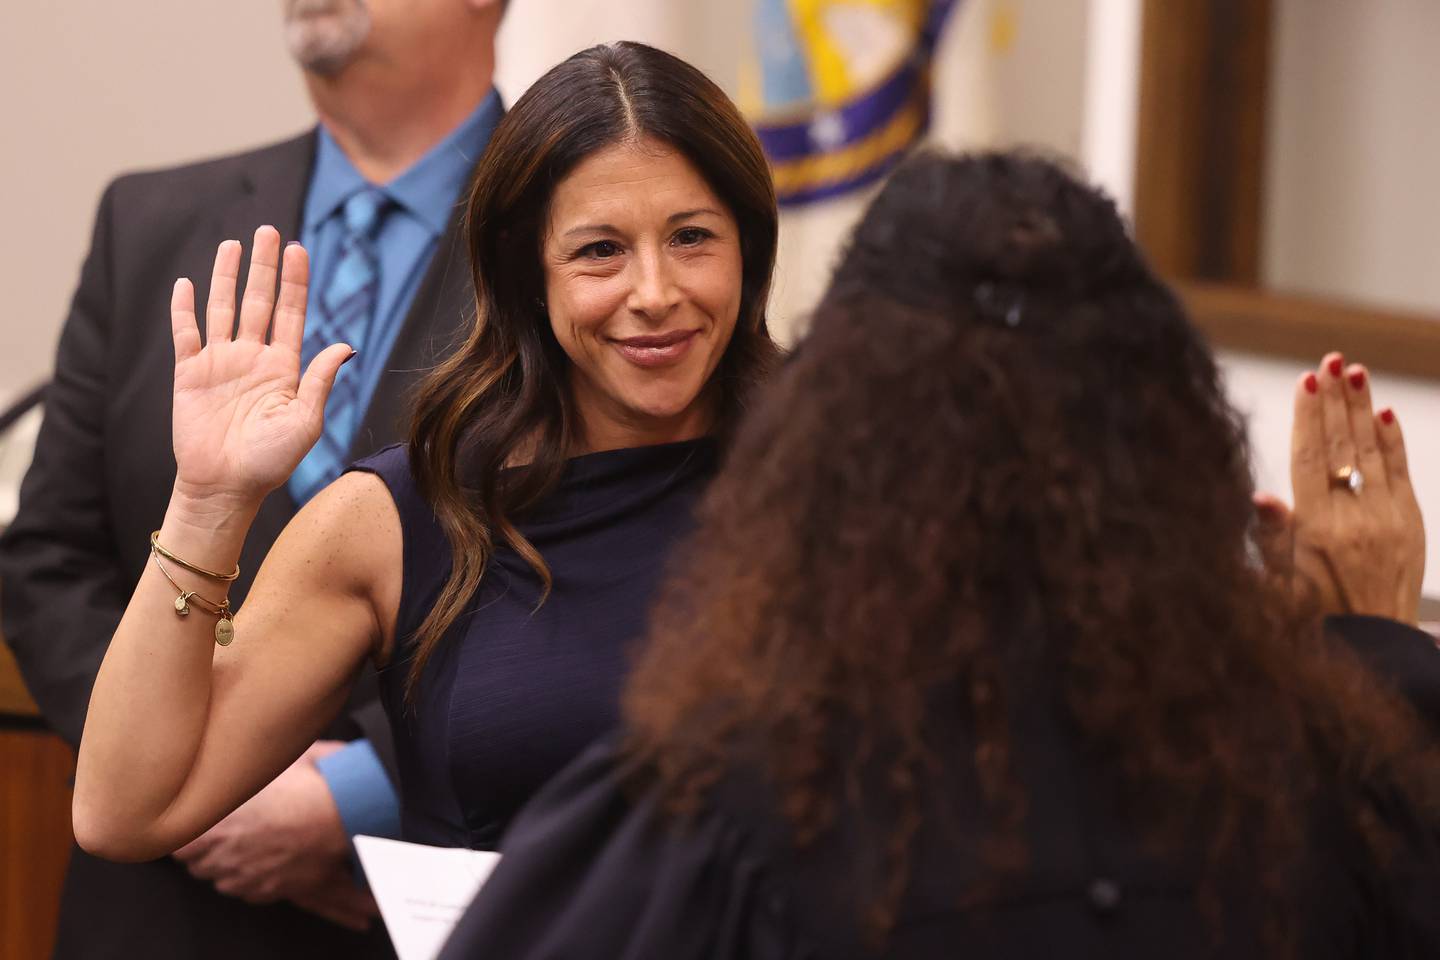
top-left (291, 186), bottom-right (389, 504)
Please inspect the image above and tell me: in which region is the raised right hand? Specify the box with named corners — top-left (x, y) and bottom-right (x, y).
top-left (170, 226), bottom-right (353, 508)
top-left (1254, 352), bottom-right (1425, 624)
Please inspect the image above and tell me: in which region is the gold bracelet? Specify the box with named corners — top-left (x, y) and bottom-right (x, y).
top-left (149, 530), bottom-right (240, 583)
top-left (151, 552), bottom-right (236, 646)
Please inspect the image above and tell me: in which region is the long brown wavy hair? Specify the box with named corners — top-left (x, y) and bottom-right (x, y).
top-left (624, 151), bottom-right (1439, 949)
top-left (405, 43), bottom-right (782, 698)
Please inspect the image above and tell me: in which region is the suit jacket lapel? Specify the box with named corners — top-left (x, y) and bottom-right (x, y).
top-left (348, 179), bottom-right (477, 458)
top-left (213, 130), bottom-right (316, 252)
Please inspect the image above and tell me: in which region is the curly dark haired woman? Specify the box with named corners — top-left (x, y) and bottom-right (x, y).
top-left (442, 152), bottom-right (1440, 958)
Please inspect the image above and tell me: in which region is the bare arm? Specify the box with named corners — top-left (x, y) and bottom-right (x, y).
top-left (73, 228), bottom-right (401, 861)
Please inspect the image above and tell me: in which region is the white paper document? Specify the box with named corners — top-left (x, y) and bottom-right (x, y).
top-left (354, 835), bottom-right (502, 960)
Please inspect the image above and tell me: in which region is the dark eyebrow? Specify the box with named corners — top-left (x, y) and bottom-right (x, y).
top-left (668, 208), bottom-right (722, 224)
top-left (560, 209), bottom-right (722, 241)
top-left (562, 223), bottom-right (618, 240)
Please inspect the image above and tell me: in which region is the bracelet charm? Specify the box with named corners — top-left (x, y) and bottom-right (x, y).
top-left (151, 548), bottom-right (237, 646)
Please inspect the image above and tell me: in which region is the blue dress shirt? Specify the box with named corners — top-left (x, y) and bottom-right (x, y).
top-left (298, 90), bottom-right (502, 843)
top-left (288, 89), bottom-right (502, 507)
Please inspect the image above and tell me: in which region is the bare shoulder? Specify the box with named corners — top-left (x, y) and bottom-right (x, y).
top-left (256, 470), bottom-right (404, 663)
top-left (299, 469), bottom-right (402, 533)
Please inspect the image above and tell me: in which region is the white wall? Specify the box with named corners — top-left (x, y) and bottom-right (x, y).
top-left (1263, 0), bottom-right (1440, 313)
top-left (494, 1), bottom-right (743, 98)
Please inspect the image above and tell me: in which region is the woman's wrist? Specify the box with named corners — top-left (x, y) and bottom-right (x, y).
top-left (161, 486), bottom-right (262, 571)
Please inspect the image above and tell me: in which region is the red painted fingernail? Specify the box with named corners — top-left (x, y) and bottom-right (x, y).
top-left (1303, 372), bottom-right (1318, 394)
top-left (342, 350), bottom-right (358, 365)
top-left (1348, 369), bottom-right (1366, 390)
top-left (1327, 356), bottom-right (1343, 377)
top-left (1380, 408), bottom-right (1395, 425)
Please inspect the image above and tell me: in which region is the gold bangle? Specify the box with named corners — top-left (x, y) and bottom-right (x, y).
top-left (151, 552), bottom-right (237, 646)
top-left (149, 530), bottom-right (240, 583)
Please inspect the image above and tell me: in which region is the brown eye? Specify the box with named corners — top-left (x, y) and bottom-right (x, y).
top-left (582, 240), bottom-right (620, 259)
top-left (672, 227), bottom-right (710, 247)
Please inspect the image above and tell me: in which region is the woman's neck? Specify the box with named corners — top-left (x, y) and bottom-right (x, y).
top-left (568, 391), bottom-right (719, 457)
top-left (569, 409), bottom-right (714, 457)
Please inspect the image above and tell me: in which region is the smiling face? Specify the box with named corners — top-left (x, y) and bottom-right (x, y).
top-left (542, 137), bottom-right (744, 453)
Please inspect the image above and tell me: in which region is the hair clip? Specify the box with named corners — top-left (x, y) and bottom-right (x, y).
top-left (974, 282), bottom-right (1024, 328)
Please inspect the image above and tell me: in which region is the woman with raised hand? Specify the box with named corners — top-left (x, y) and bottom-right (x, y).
top-left (72, 42), bottom-right (781, 857)
top-left (440, 151), bottom-right (1440, 959)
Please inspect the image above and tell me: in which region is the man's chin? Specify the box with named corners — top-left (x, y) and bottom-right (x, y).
top-left (287, 32), bottom-right (365, 76)
top-left (284, 5), bottom-right (370, 76)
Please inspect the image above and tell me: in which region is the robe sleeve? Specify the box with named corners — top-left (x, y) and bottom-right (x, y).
top-left (439, 734), bottom-right (816, 960)
top-left (1328, 616), bottom-right (1440, 951)
top-left (1327, 614), bottom-right (1440, 737)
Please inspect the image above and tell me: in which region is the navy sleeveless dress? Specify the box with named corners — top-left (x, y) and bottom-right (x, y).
top-left (349, 438), bottom-right (717, 849)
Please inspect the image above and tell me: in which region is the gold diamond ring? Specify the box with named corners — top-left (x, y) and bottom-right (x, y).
top-left (1330, 464), bottom-right (1364, 496)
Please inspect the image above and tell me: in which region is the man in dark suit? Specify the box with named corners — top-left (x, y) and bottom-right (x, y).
top-left (0, 1), bottom-right (505, 956)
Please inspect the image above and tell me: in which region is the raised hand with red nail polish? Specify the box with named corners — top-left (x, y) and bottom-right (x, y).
top-left (1253, 355), bottom-right (1425, 623)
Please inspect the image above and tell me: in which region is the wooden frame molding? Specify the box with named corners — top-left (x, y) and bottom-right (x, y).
top-left (1181, 282), bottom-right (1440, 381)
top-left (1134, 0), bottom-right (1272, 285)
top-left (0, 633), bottom-right (39, 721)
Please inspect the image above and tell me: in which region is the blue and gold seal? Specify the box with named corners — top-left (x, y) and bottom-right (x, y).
top-left (742, 0), bottom-right (959, 206)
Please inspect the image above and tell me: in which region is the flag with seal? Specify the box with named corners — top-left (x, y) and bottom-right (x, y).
top-left (741, 0), bottom-right (960, 206)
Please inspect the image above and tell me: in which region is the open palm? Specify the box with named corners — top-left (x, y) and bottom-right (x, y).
top-left (170, 227), bottom-right (353, 504)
